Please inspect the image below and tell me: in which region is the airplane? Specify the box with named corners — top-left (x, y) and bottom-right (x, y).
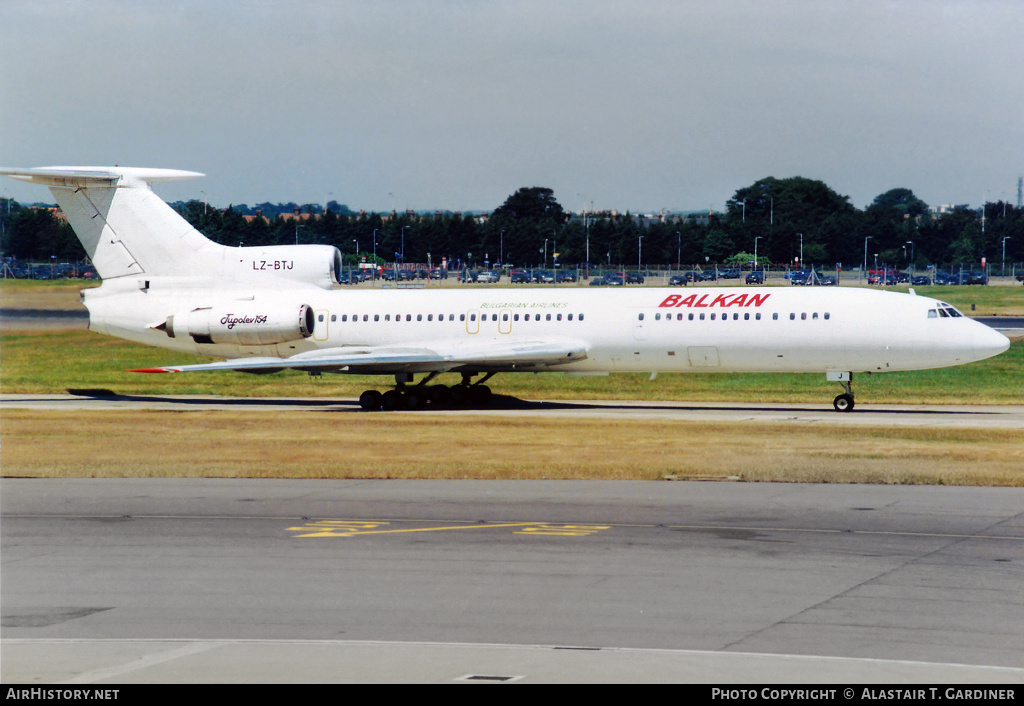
top-left (1, 166), bottom-right (1011, 412)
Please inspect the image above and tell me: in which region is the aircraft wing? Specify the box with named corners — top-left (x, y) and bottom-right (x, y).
top-left (132, 339), bottom-right (588, 375)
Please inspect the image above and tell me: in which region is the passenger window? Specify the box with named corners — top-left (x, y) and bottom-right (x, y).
top-left (801, 313), bottom-right (807, 320)
top-left (514, 314), bottom-right (520, 321)
top-left (638, 313), bottom-right (644, 321)
top-left (655, 313), bottom-right (661, 321)
top-left (492, 314), bottom-right (498, 322)
top-left (567, 314), bottom-right (573, 321)
top-left (406, 315), bottom-right (411, 321)
top-left (710, 313), bottom-right (716, 320)
top-left (772, 313), bottom-right (778, 320)
top-left (744, 313), bottom-right (749, 320)
top-left (460, 314), bottom-right (465, 321)
top-left (417, 314), bottom-right (422, 321)
top-left (342, 315), bottom-right (348, 322)
top-left (331, 315), bottom-right (337, 322)
top-left (824, 313), bottom-right (829, 320)
top-left (318, 314), bottom-right (324, 322)
top-left (503, 314), bottom-right (509, 321)
top-left (579, 314), bottom-right (584, 321)
top-left (733, 313), bottom-right (739, 320)
top-left (470, 314), bottom-right (476, 321)
top-left (790, 313), bottom-right (795, 320)
top-left (812, 313), bottom-right (818, 320)
top-left (688, 313), bottom-right (694, 321)
top-left (428, 314), bottom-right (433, 321)
top-left (374, 314), bottom-right (380, 322)
top-left (557, 313), bottom-right (562, 321)
top-left (546, 314), bottom-right (552, 321)
top-left (700, 313), bottom-right (705, 320)
top-left (756, 313), bottom-right (761, 320)
top-left (363, 315), bottom-right (368, 322)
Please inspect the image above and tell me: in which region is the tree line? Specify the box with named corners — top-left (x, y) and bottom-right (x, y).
top-left (3, 176), bottom-right (1023, 273)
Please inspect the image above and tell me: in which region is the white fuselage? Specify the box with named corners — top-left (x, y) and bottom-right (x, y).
top-left (82, 279), bottom-right (1010, 376)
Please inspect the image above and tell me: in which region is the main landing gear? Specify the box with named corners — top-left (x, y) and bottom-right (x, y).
top-left (358, 372), bottom-right (495, 412)
top-left (828, 371), bottom-right (855, 412)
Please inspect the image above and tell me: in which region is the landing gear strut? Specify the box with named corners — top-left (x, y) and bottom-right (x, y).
top-left (828, 372), bottom-right (855, 412)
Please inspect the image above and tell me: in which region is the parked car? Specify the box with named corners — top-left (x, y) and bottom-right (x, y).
top-left (556, 270), bottom-right (577, 283)
top-left (790, 270), bottom-right (811, 285)
top-left (625, 272), bottom-right (644, 284)
top-left (719, 268), bottom-right (741, 279)
top-left (745, 271), bottom-right (764, 285)
top-left (911, 275), bottom-right (931, 286)
top-left (510, 270), bottom-right (531, 283)
top-left (668, 274), bottom-right (689, 286)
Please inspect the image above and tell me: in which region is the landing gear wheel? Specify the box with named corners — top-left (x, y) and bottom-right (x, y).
top-left (428, 385), bottom-right (451, 406)
top-left (833, 393), bottom-right (855, 412)
top-left (381, 389), bottom-right (402, 411)
top-left (359, 390), bottom-right (382, 411)
top-left (468, 385), bottom-right (492, 405)
top-left (449, 385), bottom-right (468, 406)
top-left (403, 389), bottom-right (426, 410)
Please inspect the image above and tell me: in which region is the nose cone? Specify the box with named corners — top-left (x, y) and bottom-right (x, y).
top-left (969, 322), bottom-right (1010, 362)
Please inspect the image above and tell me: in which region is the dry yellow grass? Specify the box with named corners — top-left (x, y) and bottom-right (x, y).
top-left (3, 410), bottom-right (1021, 485)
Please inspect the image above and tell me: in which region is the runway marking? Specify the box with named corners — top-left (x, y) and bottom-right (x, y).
top-left (287, 519), bottom-right (611, 538)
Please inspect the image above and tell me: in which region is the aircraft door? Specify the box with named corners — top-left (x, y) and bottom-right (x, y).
top-left (313, 309), bottom-right (330, 341)
top-left (499, 309), bottom-right (512, 334)
top-left (632, 312), bottom-right (649, 340)
top-left (466, 309), bottom-right (480, 334)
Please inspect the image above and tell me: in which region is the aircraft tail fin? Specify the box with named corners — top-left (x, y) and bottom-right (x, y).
top-left (1, 166), bottom-right (218, 279)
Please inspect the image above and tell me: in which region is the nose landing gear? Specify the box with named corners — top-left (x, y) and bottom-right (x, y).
top-left (828, 371), bottom-right (855, 412)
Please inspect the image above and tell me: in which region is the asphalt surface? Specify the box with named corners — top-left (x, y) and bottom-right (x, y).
top-left (2, 479), bottom-right (1022, 683)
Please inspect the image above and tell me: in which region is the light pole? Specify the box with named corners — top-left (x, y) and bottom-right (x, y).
top-left (638, 235), bottom-right (643, 279)
top-left (906, 240), bottom-right (914, 277)
top-left (676, 231), bottom-right (681, 272)
top-left (797, 233), bottom-right (803, 270)
top-left (754, 236), bottom-right (762, 273)
top-left (1003, 237), bottom-right (1012, 276)
top-left (295, 224), bottom-right (305, 245)
top-left (863, 236), bottom-right (872, 283)
top-left (373, 229), bottom-right (378, 271)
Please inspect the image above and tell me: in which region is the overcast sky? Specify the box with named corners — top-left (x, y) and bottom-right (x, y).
top-left (2, 0), bottom-right (1022, 213)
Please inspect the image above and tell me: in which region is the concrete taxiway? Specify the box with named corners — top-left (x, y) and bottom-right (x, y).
top-left (2, 479), bottom-right (1022, 683)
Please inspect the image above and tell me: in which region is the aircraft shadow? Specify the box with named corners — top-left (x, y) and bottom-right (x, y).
top-left (58, 389), bottom-right (1005, 416)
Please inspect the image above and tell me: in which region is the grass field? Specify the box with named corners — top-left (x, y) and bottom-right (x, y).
top-left (3, 410), bottom-right (1022, 485)
top-left (2, 327), bottom-right (1022, 403)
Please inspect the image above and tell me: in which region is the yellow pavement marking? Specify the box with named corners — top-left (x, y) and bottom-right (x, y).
top-left (287, 519), bottom-right (611, 538)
